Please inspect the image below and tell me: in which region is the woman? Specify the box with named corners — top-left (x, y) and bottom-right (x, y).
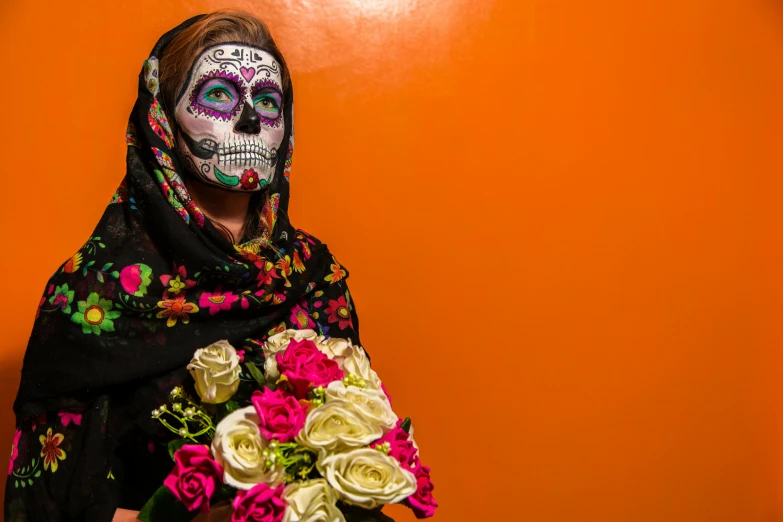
top-left (6, 11), bottom-right (363, 521)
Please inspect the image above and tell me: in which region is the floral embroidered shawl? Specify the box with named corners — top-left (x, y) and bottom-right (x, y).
top-left (5, 16), bottom-right (360, 521)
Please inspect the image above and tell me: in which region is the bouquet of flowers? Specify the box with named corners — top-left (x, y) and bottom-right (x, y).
top-left (139, 330), bottom-right (437, 522)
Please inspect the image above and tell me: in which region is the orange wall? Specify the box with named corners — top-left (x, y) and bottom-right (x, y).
top-left (1, 0), bottom-right (783, 520)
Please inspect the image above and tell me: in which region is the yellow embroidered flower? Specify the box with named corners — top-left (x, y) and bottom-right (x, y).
top-left (39, 428), bottom-right (66, 473)
top-left (63, 252), bottom-right (83, 274)
top-left (325, 257), bottom-right (346, 283)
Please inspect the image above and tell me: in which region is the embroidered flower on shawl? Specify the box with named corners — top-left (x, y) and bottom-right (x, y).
top-left (63, 252), bottom-right (82, 274)
top-left (71, 293), bottom-right (121, 335)
top-left (8, 429), bottom-right (20, 475)
top-left (157, 295), bottom-right (200, 327)
top-left (39, 428), bottom-right (66, 473)
top-left (325, 256), bottom-right (346, 283)
top-left (160, 264), bottom-right (196, 298)
top-left (290, 303), bottom-right (315, 329)
top-left (58, 411), bottom-right (83, 427)
top-left (325, 295), bottom-right (353, 330)
top-left (199, 288), bottom-right (239, 315)
top-left (292, 251), bottom-right (305, 273)
top-left (49, 284), bottom-right (74, 314)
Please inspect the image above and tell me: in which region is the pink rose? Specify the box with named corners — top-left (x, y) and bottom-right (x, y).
top-left (163, 444), bottom-right (223, 513)
top-left (251, 388), bottom-right (308, 442)
top-left (231, 483), bottom-right (286, 522)
top-left (275, 339), bottom-right (344, 398)
top-left (405, 464), bottom-right (438, 519)
top-left (371, 423), bottom-right (419, 471)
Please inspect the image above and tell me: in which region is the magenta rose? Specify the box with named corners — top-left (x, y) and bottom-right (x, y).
top-left (163, 444), bottom-right (223, 513)
top-left (405, 464), bottom-right (438, 519)
top-left (251, 388), bottom-right (308, 442)
top-left (275, 339), bottom-right (344, 398)
top-left (231, 483), bottom-right (286, 522)
top-left (371, 423), bottom-right (419, 471)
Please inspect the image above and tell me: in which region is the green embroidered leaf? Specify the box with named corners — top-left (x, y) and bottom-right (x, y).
top-left (19, 480), bottom-right (25, 488)
top-left (111, 271), bottom-right (120, 278)
top-left (138, 484), bottom-right (193, 522)
top-left (98, 243), bottom-right (105, 248)
top-left (27, 479), bottom-right (32, 486)
top-left (224, 266), bottom-right (230, 272)
top-left (224, 400), bottom-right (240, 413)
top-left (31, 458), bottom-right (37, 466)
top-left (168, 439), bottom-right (190, 461)
top-left (245, 362), bottom-right (266, 387)
top-left (87, 260), bottom-right (96, 267)
top-left (14, 480), bottom-right (18, 488)
top-left (400, 417), bottom-right (412, 433)
top-left (102, 263), bottom-right (113, 270)
top-left (93, 236), bottom-right (102, 240)
top-left (97, 272), bottom-right (105, 283)
top-left (34, 470), bottom-right (41, 478)
top-left (194, 272), bottom-right (201, 278)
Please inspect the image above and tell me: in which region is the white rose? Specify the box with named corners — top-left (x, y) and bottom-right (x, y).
top-left (296, 399), bottom-right (382, 459)
top-left (341, 346), bottom-right (383, 391)
top-left (319, 448), bottom-right (416, 509)
top-left (263, 329), bottom-right (320, 379)
top-left (315, 336), bottom-right (354, 368)
top-left (282, 479), bottom-right (346, 522)
top-left (211, 406), bottom-right (285, 490)
top-left (324, 382), bottom-right (397, 432)
top-left (187, 340), bottom-right (240, 404)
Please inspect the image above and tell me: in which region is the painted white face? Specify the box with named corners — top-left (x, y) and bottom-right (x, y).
top-left (175, 44), bottom-right (285, 191)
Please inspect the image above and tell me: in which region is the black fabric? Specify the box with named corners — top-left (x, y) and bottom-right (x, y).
top-left (6, 16), bottom-right (362, 521)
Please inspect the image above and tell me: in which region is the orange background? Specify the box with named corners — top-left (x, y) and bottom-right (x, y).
top-left (1, 0), bottom-right (783, 520)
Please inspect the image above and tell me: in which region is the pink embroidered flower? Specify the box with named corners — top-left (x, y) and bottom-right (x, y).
top-left (251, 388), bottom-right (308, 442)
top-left (231, 483), bottom-right (285, 522)
top-left (119, 263), bottom-right (153, 297)
top-left (276, 339), bottom-right (344, 399)
top-left (372, 421), bottom-right (418, 471)
top-left (405, 464), bottom-right (438, 519)
top-left (199, 287), bottom-right (239, 315)
top-left (163, 444), bottom-right (223, 513)
top-left (324, 295), bottom-right (353, 330)
top-left (289, 303), bottom-right (315, 329)
top-left (8, 429), bottom-right (21, 475)
top-left (58, 411), bottom-right (83, 427)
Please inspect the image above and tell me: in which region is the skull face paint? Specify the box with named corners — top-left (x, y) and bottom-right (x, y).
top-left (175, 44), bottom-right (285, 191)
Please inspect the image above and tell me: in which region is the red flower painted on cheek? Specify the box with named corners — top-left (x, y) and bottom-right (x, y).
top-left (240, 169), bottom-right (260, 190)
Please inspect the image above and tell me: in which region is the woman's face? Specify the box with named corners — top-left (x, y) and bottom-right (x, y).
top-left (174, 44), bottom-right (285, 191)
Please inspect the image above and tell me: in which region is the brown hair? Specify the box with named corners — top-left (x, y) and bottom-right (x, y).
top-left (159, 10), bottom-right (291, 244)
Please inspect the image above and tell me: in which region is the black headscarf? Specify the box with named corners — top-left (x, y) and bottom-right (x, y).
top-left (6, 15), bottom-right (361, 521)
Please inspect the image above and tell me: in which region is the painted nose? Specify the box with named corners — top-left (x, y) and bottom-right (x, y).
top-left (234, 102), bottom-right (261, 134)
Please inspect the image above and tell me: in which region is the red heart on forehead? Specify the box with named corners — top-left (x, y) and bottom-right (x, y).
top-left (240, 67), bottom-right (255, 82)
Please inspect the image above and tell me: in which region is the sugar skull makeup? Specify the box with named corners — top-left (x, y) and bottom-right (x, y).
top-left (175, 44), bottom-right (285, 191)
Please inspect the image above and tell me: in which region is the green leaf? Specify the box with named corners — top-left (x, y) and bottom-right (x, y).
top-left (245, 362), bottom-right (266, 387)
top-left (194, 272), bottom-right (201, 278)
top-left (224, 266), bottom-right (230, 272)
top-left (400, 417), bottom-right (412, 434)
top-left (138, 485), bottom-right (194, 522)
top-left (93, 236), bottom-right (102, 240)
top-left (98, 243), bottom-right (105, 248)
top-left (87, 260), bottom-right (96, 267)
top-left (111, 271), bottom-right (120, 278)
top-left (27, 479), bottom-right (32, 486)
top-left (224, 400), bottom-right (240, 413)
top-left (97, 272), bottom-right (105, 283)
top-left (20, 480), bottom-right (25, 488)
top-left (102, 263), bottom-right (113, 270)
top-left (14, 480), bottom-right (17, 488)
top-left (34, 470), bottom-right (40, 478)
top-left (168, 439), bottom-right (190, 461)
